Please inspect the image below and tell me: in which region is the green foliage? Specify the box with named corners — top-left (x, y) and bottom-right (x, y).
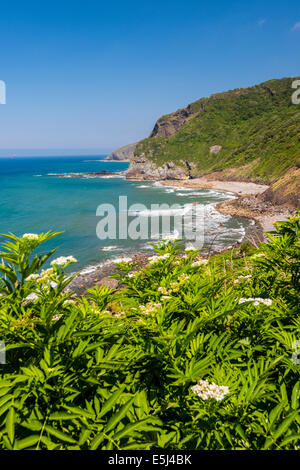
top-left (0, 217), bottom-right (299, 449)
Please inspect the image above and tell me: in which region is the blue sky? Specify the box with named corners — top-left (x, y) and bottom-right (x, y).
top-left (0, 0), bottom-right (299, 154)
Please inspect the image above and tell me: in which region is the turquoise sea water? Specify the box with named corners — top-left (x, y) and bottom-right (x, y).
top-left (0, 156), bottom-right (253, 271)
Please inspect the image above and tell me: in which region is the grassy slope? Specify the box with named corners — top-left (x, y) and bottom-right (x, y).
top-left (135, 77), bottom-right (300, 184)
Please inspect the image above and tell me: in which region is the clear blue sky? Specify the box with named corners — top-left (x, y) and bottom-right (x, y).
top-left (0, 0), bottom-right (299, 154)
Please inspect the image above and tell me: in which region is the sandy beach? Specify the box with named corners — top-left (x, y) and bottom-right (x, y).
top-left (160, 178), bottom-right (293, 235)
top-left (161, 177), bottom-right (269, 195)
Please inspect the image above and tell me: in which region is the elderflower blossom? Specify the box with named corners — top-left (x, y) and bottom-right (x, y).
top-left (139, 302), bottom-right (161, 314)
top-left (191, 379), bottom-right (229, 402)
top-left (173, 259), bottom-right (182, 265)
top-left (158, 286), bottom-right (172, 295)
top-left (22, 233), bottom-right (39, 241)
top-left (36, 268), bottom-right (55, 284)
top-left (238, 297), bottom-right (273, 307)
top-left (25, 292), bottom-right (39, 303)
top-left (114, 311), bottom-right (126, 317)
top-left (148, 253), bottom-right (171, 265)
top-left (251, 253), bottom-right (265, 260)
top-left (127, 271), bottom-right (139, 278)
top-left (192, 259), bottom-right (208, 267)
top-left (51, 256), bottom-right (77, 267)
top-left (114, 257), bottom-right (133, 265)
top-left (185, 244), bottom-right (197, 251)
top-left (25, 273), bottom-right (39, 282)
top-left (52, 314), bottom-right (63, 321)
top-left (170, 282), bottom-right (180, 292)
top-left (178, 273), bottom-right (189, 283)
top-left (161, 295), bottom-right (172, 301)
top-left (233, 274), bottom-right (252, 284)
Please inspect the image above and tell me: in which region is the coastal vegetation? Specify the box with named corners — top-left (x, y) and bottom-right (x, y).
top-left (136, 77), bottom-right (300, 182)
top-left (0, 214), bottom-right (299, 450)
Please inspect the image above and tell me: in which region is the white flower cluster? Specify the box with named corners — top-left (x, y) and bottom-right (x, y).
top-left (22, 233), bottom-right (39, 241)
top-left (25, 292), bottom-right (39, 303)
top-left (173, 255), bottom-right (189, 265)
top-left (177, 273), bottom-right (189, 282)
top-left (157, 273), bottom-right (190, 299)
top-left (26, 269), bottom-right (58, 292)
top-left (25, 273), bottom-right (39, 282)
top-left (191, 379), bottom-right (229, 401)
top-left (51, 313), bottom-right (63, 321)
top-left (251, 253), bottom-right (265, 260)
top-left (148, 253), bottom-right (171, 265)
top-left (51, 256), bottom-right (77, 267)
top-left (185, 245), bottom-right (198, 251)
top-left (192, 258), bottom-right (208, 267)
top-left (234, 274), bottom-right (252, 284)
top-left (38, 268), bottom-right (55, 284)
top-left (158, 286), bottom-right (172, 295)
top-left (114, 311), bottom-right (126, 318)
top-left (127, 271), bottom-right (139, 278)
top-left (139, 302), bottom-right (161, 314)
top-left (238, 297), bottom-right (273, 306)
top-left (114, 257), bottom-right (133, 264)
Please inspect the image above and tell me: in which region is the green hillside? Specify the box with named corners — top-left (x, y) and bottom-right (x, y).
top-left (135, 77), bottom-right (300, 183)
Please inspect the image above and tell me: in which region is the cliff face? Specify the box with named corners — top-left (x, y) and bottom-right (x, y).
top-left (126, 77), bottom-right (300, 190)
top-left (126, 155), bottom-right (194, 180)
top-left (104, 142), bottom-right (137, 161)
top-left (149, 105), bottom-right (198, 138)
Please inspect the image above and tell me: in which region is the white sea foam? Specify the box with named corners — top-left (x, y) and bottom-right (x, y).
top-left (79, 265), bottom-right (100, 275)
top-left (99, 246), bottom-right (121, 252)
top-left (78, 254), bottom-right (131, 276)
top-left (163, 188), bottom-right (175, 193)
top-left (177, 191), bottom-right (207, 197)
top-left (100, 175), bottom-right (125, 179)
top-left (128, 204), bottom-right (193, 217)
top-left (150, 230), bottom-right (180, 240)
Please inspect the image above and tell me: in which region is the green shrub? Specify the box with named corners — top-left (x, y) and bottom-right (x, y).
top-left (0, 217), bottom-right (299, 449)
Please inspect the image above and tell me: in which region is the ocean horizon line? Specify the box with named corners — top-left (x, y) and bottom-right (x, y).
top-left (0, 150), bottom-right (113, 158)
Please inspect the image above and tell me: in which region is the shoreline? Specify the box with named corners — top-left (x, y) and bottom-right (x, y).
top-left (160, 178), bottom-right (293, 240)
top-left (68, 177), bottom-right (294, 296)
top-left (160, 177), bottom-right (269, 196)
top-left (68, 178), bottom-right (271, 295)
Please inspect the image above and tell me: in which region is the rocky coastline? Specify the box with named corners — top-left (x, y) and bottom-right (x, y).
top-left (59, 170), bottom-right (126, 178)
top-left (62, 167), bottom-right (295, 295)
top-left (68, 176), bottom-right (286, 295)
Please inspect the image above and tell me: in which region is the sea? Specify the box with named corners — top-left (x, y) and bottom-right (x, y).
top-left (0, 156), bottom-right (254, 272)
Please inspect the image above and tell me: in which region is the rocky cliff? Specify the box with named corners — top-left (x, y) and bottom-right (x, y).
top-left (126, 77), bottom-right (300, 194)
top-left (104, 142), bottom-right (137, 161)
top-left (126, 155), bottom-right (195, 180)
